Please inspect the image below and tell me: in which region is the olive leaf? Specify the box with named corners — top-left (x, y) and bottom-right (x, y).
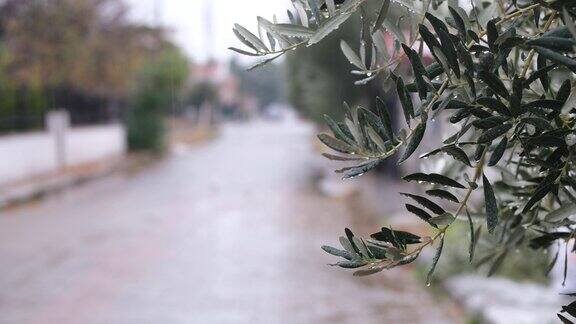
top-left (426, 235), bottom-right (444, 285)
top-left (483, 174), bottom-right (499, 234)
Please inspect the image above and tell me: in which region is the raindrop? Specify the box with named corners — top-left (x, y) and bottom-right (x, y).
top-left (426, 282), bottom-right (431, 287)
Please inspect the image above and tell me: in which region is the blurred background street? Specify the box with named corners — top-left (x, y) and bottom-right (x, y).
top-left (0, 118), bottom-right (456, 324)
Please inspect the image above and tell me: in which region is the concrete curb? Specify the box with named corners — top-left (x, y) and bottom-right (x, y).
top-left (0, 154), bottom-right (155, 210)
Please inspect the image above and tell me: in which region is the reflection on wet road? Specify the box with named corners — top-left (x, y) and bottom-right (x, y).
top-left (0, 119), bottom-right (455, 323)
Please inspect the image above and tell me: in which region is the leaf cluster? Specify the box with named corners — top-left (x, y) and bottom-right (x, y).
top-left (233, 0), bottom-right (576, 320)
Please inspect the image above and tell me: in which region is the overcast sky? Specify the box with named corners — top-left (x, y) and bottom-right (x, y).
top-left (125, 0), bottom-right (292, 63)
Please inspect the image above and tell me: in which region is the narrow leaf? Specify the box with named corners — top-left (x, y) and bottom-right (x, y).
top-left (406, 203), bottom-right (437, 227)
top-left (403, 172), bottom-right (466, 189)
top-left (488, 136), bottom-right (508, 166)
top-left (483, 174), bottom-right (499, 233)
top-left (373, 0), bottom-right (391, 33)
top-left (477, 124), bottom-right (512, 144)
top-left (309, 12), bottom-right (353, 45)
top-left (426, 235), bottom-right (444, 285)
top-left (426, 189), bottom-right (459, 203)
top-left (401, 193), bottom-right (446, 215)
top-left (318, 133), bottom-right (357, 154)
top-left (398, 122), bottom-right (425, 163)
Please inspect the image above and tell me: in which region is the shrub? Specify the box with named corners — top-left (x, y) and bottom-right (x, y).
top-left (127, 48), bottom-right (188, 153)
top-left (232, 0), bottom-right (576, 320)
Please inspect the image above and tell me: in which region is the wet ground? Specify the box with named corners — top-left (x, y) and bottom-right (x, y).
top-left (0, 119), bottom-right (456, 324)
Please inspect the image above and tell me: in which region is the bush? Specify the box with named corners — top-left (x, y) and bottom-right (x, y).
top-left (127, 48), bottom-right (188, 153)
top-left (232, 0), bottom-right (576, 320)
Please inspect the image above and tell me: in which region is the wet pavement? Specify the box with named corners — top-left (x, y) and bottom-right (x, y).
top-left (0, 119), bottom-right (456, 324)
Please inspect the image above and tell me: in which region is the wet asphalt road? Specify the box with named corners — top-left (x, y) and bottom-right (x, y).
top-left (0, 119), bottom-right (455, 324)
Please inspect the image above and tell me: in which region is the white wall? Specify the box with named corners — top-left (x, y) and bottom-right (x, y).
top-left (0, 124), bottom-right (126, 185)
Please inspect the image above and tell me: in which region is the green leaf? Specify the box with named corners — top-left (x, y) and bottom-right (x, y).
top-left (402, 43), bottom-right (428, 100)
top-left (557, 79), bottom-right (572, 103)
top-left (340, 159), bottom-right (381, 179)
top-left (448, 6), bottom-right (467, 39)
top-left (372, 0), bottom-right (391, 33)
top-left (405, 203), bottom-right (437, 227)
top-left (544, 203), bottom-right (576, 223)
top-left (376, 97), bottom-right (395, 142)
top-left (486, 19), bottom-right (499, 51)
top-left (477, 70), bottom-right (509, 99)
top-left (247, 54), bottom-right (283, 71)
top-left (542, 26), bottom-right (573, 38)
top-left (472, 116), bottom-right (511, 130)
top-left (477, 124), bottom-right (512, 144)
top-left (426, 235), bottom-right (444, 285)
top-left (444, 146), bottom-right (472, 167)
top-left (309, 12), bottom-right (353, 45)
top-left (366, 127), bottom-right (387, 151)
top-left (522, 178), bottom-right (557, 213)
top-left (322, 245), bottom-right (353, 260)
top-left (426, 189), bottom-right (459, 203)
top-left (425, 12), bottom-right (448, 34)
top-left (403, 172), bottom-right (466, 189)
top-left (400, 193), bottom-right (446, 215)
top-left (526, 135), bottom-right (567, 148)
top-left (340, 40), bottom-right (365, 69)
top-left (228, 47), bottom-right (260, 56)
top-left (271, 23), bottom-right (315, 37)
top-left (436, 26), bottom-right (461, 78)
top-left (557, 313), bottom-right (573, 324)
top-left (317, 133), bottom-right (357, 154)
top-left (466, 210), bottom-right (476, 263)
top-left (419, 145), bottom-right (471, 166)
top-left (455, 40), bottom-right (474, 74)
top-left (370, 227), bottom-right (421, 248)
top-left (476, 97), bottom-right (511, 116)
top-left (395, 76), bottom-right (414, 126)
top-left (353, 266), bottom-right (385, 277)
top-left (523, 99), bottom-right (563, 111)
top-left (360, 108), bottom-right (388, 141)
top-left (532, 46), bottom-right (576, 72)
top-left (483, 174), bottom-right (499, 233)
top-left (334, 260), bottom-right (367, 268)
top-left (234, 24), bottom-right (268, 52)
top-left (323, 114), bottom-right (353, 144)
top-left (321, 153), bottom-right (363, 161)
top-left (419, 24), bottom-right (441, 54)
top-left (398, 122), bottom-right (425, 163)
top-left (488, 136), bottom-right (507, 166)
top-left (344, 227), bottom-right (361, 255)
top-left (527, 36), bottom-right (576, 52)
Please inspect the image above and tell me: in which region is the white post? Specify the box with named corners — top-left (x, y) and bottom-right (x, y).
top-left (46, 110), bottom-right (70, 171)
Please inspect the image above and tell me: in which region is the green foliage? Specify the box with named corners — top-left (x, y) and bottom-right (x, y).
top-left (127, 47), bottom-right (189, 153)
top-left (233, 0), bottom-right (576, 320)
